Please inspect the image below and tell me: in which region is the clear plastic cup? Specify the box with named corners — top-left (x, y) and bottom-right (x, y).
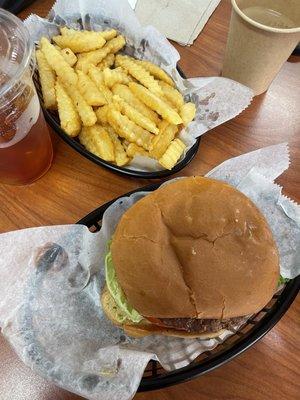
top-left (0, 8), bottom-right (53, 185)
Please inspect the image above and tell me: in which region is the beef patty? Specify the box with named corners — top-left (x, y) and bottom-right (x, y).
top-left (152, 316), bottom-right (246, 333)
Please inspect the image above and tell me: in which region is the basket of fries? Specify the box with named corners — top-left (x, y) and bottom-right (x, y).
top-left (33, 28), bottom-right (200, 178)
top-left (27, 0), bottom-right (253, 178)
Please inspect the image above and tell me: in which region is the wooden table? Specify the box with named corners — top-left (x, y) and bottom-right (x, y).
top-left (0, 0), bottom-right (299, 399)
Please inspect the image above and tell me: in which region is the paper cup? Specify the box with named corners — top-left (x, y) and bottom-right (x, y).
top-left (222, 0), bottom-right (300, 95)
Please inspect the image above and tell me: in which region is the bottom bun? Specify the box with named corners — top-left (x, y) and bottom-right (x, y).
top-left (101, 286), bottom-right (225, 339)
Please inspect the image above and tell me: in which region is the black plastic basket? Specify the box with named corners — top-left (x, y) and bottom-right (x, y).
top-left (33, 67), bottom-right (200, 179)
top-left (77, 182), bottom-right (300, 392)
top-left (1, 0), bottom-right (35, 14)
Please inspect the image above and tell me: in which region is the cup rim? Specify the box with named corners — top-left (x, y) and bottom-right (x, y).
top-left (231, 0), bottom-right (300, 33)
top-left (0, 9), bottom-right (33, 100)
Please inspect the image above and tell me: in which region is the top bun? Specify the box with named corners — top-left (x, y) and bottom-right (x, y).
top-left (111, 177), bottom-right (279, 319)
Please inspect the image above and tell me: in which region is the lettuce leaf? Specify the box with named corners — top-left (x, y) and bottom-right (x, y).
top-left (105, 249), bottom-right (143, 324)
top-left (278, 275), bottom-right (289, 286)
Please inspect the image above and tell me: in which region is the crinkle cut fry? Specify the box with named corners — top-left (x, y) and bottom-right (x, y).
top-left (115, 55), bottom-right (163, 96)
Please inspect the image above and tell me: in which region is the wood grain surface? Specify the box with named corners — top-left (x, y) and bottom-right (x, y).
top-left (0, 0), bottom-right (299, 399)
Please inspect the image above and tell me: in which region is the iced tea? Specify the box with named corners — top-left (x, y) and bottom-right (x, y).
top-left (0, 82), bottom-right (53, 185)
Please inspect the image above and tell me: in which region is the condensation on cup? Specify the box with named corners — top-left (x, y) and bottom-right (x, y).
top-left (0, 9), bottom-right (53, 186)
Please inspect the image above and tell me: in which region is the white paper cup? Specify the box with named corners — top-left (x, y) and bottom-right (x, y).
top-left (222, 0), bottom-right (300, 95)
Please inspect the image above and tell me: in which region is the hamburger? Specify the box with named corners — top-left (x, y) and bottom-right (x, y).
top-left (102, 177), bottom-right (279, 338)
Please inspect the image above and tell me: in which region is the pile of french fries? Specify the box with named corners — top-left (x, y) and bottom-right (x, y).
top-left (36, 27), bottom-right (196, 170)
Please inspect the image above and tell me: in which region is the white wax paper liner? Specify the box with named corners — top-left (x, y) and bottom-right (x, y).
top-left (0, 143), bottom-right (299, 400)
top-left (24, 0), bottom-right (253, 172)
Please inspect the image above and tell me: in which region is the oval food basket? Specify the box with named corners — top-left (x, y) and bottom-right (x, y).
top-left (77, 181), bottom-right (300, 391)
